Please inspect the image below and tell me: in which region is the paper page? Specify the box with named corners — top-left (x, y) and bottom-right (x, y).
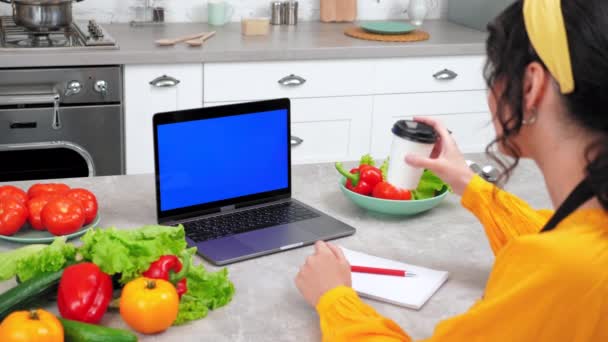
top-left (342, 247), bottom-right (449, 310)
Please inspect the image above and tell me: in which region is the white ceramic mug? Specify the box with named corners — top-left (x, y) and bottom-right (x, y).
top-left (208, 0), bottom-right (234, 26)
top-left (386, 120), bottom-right (438, 190)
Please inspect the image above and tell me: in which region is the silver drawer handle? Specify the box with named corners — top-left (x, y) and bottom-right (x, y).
top-left (291, 136), bottom-right (304, 146)
top-left (433, 69), bottom-right (458, 81)
top-left (149, 75), bottom-right (181, 88)
top-left (278, 74), bottom-right (307, 87)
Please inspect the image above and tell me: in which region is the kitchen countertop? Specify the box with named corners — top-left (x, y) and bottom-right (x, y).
top-left (0, 155), bottom-right (551, 341)
top-left (0, 20), bottom-right (486, 68)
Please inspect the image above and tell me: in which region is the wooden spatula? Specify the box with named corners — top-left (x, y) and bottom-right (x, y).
top-left (155, 32), bottom-right (209, 46)
top-left (185, 31), bottom-right (216, 47)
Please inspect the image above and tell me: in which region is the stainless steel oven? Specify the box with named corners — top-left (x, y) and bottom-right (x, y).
top-left (0, 66), bottom-right (123, 181)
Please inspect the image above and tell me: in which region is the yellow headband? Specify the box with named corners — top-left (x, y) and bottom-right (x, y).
top-left (523, 0), bottom-right (575, 94)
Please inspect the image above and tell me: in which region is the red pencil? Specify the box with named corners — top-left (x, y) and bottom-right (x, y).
top-left (350, 265), bottom-right (416, 277)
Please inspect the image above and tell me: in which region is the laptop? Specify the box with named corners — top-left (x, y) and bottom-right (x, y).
top-left (152, 98), bottom-right (356, 265)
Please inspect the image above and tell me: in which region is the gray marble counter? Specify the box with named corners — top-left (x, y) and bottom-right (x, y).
top-left (0, 20), bottom-right (486, 68)
top-left (0, 155), bottom-right (550, 341)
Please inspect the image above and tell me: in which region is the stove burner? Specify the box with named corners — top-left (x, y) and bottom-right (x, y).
top-left (0, 16), bottom-right (117, 50)
top-left (12, 32), bottom-right (70, 47)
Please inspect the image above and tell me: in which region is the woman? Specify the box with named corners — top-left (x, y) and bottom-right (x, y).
top-left (295, 0), bottom-right (608, 341)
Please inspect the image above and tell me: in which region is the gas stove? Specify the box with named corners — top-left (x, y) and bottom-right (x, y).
top-left (0, 16), bottom-right (118, 51)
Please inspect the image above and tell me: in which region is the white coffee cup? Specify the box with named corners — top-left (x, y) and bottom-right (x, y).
top-left (386, 120), bottom-right (438, 190)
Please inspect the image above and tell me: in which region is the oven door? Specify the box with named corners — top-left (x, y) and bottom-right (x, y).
top-left (0, 105), bottom-right (124, 182)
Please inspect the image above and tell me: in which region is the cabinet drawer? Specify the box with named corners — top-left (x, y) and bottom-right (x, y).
top-left (371, 91), bottom-right (494, 155)
top-left (204, 60), bottom-right (375, 102)
top-left (373, 56), bottom-right (486, 94)
top-left (290, 97), bottom-right (373, 164)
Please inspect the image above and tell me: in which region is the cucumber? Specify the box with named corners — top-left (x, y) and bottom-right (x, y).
top-left (0, 270), bottom-right (63, 320)
top-left (60, 318), bottom-right (138, 342)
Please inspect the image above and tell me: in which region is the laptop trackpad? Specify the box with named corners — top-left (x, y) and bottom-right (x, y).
top-left (235, 224), bottom-right (317, 251)
top-left (198, 237), bottom-right (257, 262)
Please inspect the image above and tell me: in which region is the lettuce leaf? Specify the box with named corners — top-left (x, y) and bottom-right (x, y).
top-left (174, 247), bottom-right (235, 325)
top-left (413, 170), bottom-right (451, 200)
top-left (15, 237), bottom-right (77, 282)
top-left (79, 225), bottom-right (187, 284)
top-left (0, 244), bottom-right (47, 281)
top-left (174, 295), bottom-right (209, 325)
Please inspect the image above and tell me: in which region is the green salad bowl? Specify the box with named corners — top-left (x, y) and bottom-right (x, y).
top-left (339, 178), bottom-right (448, 216)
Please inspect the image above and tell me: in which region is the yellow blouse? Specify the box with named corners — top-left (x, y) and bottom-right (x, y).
top-left (316, 175), bottom-right (608, 341)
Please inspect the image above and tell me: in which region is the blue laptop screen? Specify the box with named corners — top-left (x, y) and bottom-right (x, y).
top-left (156, 109), bottom-right (289, 211)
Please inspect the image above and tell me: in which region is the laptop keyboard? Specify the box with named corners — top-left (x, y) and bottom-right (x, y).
top-left (183, 202), bottom-right (320, 242)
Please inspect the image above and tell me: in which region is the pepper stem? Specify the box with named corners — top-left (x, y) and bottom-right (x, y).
top-left (359, 154), bottom-right (376, 166)
top-left (335, 162), bottom-right (360, 186)
top-left (170, 251), bottom-right (191, 284)
top-left (145, 279), bottom-right (157, 290)
top-left (380, 158), bottom-right (390, 181)
top-left (28, 310), bottom-right (39, 320)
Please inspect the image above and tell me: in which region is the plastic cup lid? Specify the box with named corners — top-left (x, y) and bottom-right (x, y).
top-left (392, 120), bottom-right (438, 144)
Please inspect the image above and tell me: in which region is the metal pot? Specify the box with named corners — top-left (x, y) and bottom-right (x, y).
top-left (0, 0), bottom-right (84, 32)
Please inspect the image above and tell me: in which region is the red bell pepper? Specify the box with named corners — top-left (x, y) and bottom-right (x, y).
top-left (372, 182), bottom-right (412, 200)
top-left (57, 263), bottom-right (113, 324)
top-left (336, 160), bottom-right (383, 196)
top-left (143, 255), bottom-right (189, 298)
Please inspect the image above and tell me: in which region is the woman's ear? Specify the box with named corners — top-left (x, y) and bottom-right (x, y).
top-left (522, 62), bottom-right (552, 114)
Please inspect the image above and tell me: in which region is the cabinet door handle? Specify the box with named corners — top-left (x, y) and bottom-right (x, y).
top-left (149, 75), bottom-right (181, 88)
top-left (432, 69), bottom-right (458, 81)
top-left (278, 74), bottom-right (307, 87)
top-left (291, 136), bottom-right (304, 146)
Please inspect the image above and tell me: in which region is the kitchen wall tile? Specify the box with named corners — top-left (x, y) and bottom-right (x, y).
top-left (0, 0), bottom-right (448, 23)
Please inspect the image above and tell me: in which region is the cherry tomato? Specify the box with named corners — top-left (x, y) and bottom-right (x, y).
top-left (41, 197), bottom-right (85, 236)
top-left (27, 183), bottom-right (70, 199)
top-left (0, 197), bottom-right (28, 236)
top-left (0, 185), bottom-right (28, 204)
top-left (66, 189), bottom-right (98, 224)
top-left (27, 194), bottom-right (58, 231)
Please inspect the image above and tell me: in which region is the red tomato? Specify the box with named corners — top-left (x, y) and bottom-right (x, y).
top-left (27, 183), bottom-right (70, 199)
top-left (0, 197), bottom-right (28, 236)
top-left (27, 194), bottom-right (59, 231)
top-left (66, 189), bottom-right (98, 224)
top-left (372, 182), bottom-right (412, 201)
top-left (41, 197), bottom-right (85, 236)
top-left (0, 185), bottom-right (28, 204)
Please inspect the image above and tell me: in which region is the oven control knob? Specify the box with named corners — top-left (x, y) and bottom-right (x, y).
top-left (65, 80), bottom-right (82, 97)
top-left (94, 80), bottom-right (108, 95)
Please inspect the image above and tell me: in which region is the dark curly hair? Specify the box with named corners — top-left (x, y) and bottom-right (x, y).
top-left (484, 0), bottom-right (608, 209)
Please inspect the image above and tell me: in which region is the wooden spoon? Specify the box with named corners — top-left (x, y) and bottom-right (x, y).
top-left (185, 31), bottom-right (216, 47)
top-left (155, 32), bottom-right (209, 46)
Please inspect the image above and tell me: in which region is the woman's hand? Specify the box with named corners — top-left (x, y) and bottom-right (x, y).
top-left (295, 241), bottom-right (352, 307)
top-left (405, 117), bottom-right (475, 196)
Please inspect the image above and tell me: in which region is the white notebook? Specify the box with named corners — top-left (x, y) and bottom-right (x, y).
top-left (342, 247), bottom-right (449, 310)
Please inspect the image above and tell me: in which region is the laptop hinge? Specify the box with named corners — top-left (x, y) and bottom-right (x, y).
top-left (220, 205), bottom-right (236, 212)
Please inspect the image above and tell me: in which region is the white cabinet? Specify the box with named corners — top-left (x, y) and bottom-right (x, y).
top-left (204, 60), bottom-right (375, 102)
top-left (373, 56), bottom-right (487, 94)
top-left (203, 97), bottom-right (374, 164)
top-left (371, 91), bottom-right (494, 156)
top-left (290, 97), bottom-right (373, 164)
top-left (124, 64), bottom-right (203, 174)
top-left (123, 56), bottom-right (490, 172)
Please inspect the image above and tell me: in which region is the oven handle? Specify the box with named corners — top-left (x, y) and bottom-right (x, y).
top-left (0, 141), bottom-right (96, 177)
top-left (0, 92), bottom-right (59, 106)
top-left (0, 91), bottom-right (62, 130)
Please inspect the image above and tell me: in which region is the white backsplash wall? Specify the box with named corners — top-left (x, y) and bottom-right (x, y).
top-left (0, 0), bottom-right (448, 23)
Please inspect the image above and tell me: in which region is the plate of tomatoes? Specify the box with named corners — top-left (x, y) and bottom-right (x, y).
top-left (0, 183), bottom-right (100, 244)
